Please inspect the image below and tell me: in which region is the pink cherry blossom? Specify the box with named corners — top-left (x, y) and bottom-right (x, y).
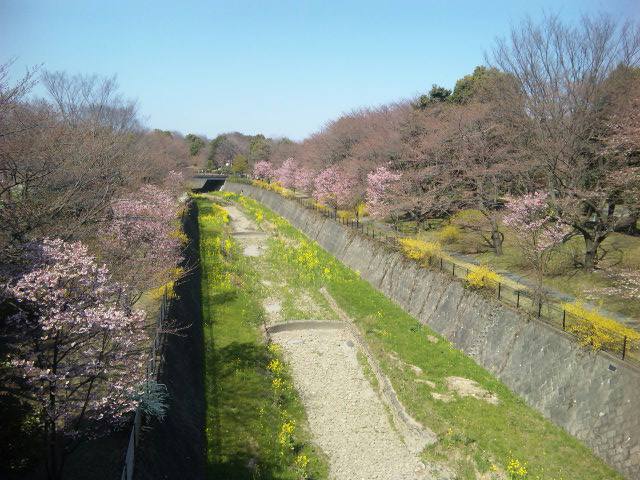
top-left (503, 191), bottom-right (571, 292)
top-left (503, 191), bottom-right (569, 253)
top-left (4, 238), bottom-right (148, 443)
top-left (275, 158), bottom-right (298, 189)
top-left (253, 160), bottom-right (274, 181)
top-left (293, 166), bottom-right (315, 192)
top-left (101, 184), bottom-right (183, 300)
top-left (366, 166), bottom-right (401, 219)
top-left (312, 166), bottom-right (357, 210)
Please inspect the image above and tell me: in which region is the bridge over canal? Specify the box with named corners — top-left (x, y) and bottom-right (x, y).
top-left (190, 172), bottom-right (229, 192)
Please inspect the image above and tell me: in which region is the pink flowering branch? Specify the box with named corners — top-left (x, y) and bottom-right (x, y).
top-left (100, 185), bottom-right (183, 303)
top-left (503, 191), bottom-right (571, 293)
top-left (3, 238), bottom-right (149, 479)
top-left (293, 166), bottom-right (315, 193)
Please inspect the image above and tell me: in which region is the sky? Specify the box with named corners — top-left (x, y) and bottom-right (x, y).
top-left (1, 0), bottom-right (638, 140)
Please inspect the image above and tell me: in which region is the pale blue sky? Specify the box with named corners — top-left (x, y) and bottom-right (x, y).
top-left (1, 0), bottom-right (638, 139)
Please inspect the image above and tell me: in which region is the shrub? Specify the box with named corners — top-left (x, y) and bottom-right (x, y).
top-left (398, 238), bottom-right (442, 264)
top-left (337, 209), bottom-right (355, 221)
top-left (563, 301), bottom-right (640, 353)
top-left (437, 224), bottom-right (461, 244)
top-left (252, 179), bottom-right (295, 198)
top-left (356, 202), bottom-right (368, 218)
top-left (465, 264), bottom-right (502, 289)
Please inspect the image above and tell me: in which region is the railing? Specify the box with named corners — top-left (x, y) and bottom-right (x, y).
top-left (121, 288), bottom-right (170, 480)
top-left (231, 182), bottom-right (639, 368)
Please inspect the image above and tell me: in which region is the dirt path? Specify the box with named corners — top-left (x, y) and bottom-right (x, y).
top-left (226, 204), bottom-right (268, 256)
top-left (228, 201), bottom-right (437, 480)
top-left (272, 328), bottom-right (433, 480)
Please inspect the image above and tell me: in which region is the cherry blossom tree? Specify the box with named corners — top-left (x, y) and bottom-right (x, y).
top-left (252, 160), bottom-right (274, 181)
top-left (163, 170), bottom-right (186, 198)
top-left (312, 166), bottom-right (356, 213)
top-left (100, 185), bottom-right (183, 304)
top-left (365, 165), bottom-right (401, 219)
top-left (293, 167), bottom-right (315, 193)
top-left (503, 192), bottom-right (570, 293)
top-left (275, 157), bottom-right (297, 189)
top-left (3, 238), bottom-right (148, 480)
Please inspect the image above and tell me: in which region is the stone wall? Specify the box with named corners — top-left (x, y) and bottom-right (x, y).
top-left (136, 201), bottom-right (207, 480)
top-left (226, 183), bottom-right (640, 479)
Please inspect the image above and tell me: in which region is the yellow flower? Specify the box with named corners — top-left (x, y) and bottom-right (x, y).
top-left (436, 224), bottom-right (461, 244)
top-left (563, 301), bottom-right (640, 353)
top-left (267, 359), bottom-right (284, 375)
top-left (278, 420), bottom-right (296, 448)
top-left (294, 453), bottom-right (309, 469)
top-left (465, 264), bottom-right (502, 289)
top-left (398, 238), bottom-right (442, 263)
top-left (507, 458), bottom-right (528, 478)
top-left (272, 377), bottom-right (283, 390)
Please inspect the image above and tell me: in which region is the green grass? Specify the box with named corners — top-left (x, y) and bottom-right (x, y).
top-left (218, 191), bottom-right (622, 480)
top-left (196, 196), bottom-right (328, 480)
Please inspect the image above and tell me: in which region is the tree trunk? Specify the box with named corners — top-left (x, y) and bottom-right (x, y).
top-left (491, 229), bottom-right (504, 256)
top-left (583, 234), bottom-right (603, 270)
top-left (46, 421), bottom-right (64, 480)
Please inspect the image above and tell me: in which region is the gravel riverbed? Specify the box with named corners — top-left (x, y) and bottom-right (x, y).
top-left (272, 328), bottom-right (433, 480)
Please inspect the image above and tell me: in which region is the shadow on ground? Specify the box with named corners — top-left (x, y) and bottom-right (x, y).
top-left (135, 201), bottom-right (207, 480)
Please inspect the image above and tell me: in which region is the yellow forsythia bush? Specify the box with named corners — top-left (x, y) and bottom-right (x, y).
top-left (356, 202), bottom-right (368, 218)
top-left (252, 179), bottom-right (295, 198)
top-left (465, 264), bottom-right (502, 289)
top-left (337, 209), bottom-right (355, 221)
top-left (563, 301), bottom-right (640, 353)
top-left (398, 238), bottom-right (442, 263)
top-left (436, 224), bottom-right (461, 244)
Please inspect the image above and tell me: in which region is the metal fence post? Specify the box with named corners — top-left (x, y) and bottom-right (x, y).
top-left (562, 309), bottom-right (566, 330)
top-left (622, 336), bottom-right (627, 360)
top-left (497, 282), bottom-right (501, 299)
top-left (538, 301), bottom-right (542, 318)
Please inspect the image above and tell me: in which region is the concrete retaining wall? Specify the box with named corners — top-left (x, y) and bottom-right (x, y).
top-left (226, 183), bottom-right (640, 479)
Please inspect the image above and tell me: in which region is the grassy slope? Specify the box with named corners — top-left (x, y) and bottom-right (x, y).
top-left (222, 192), bottom-right (622, 480)
top-left (196, 196), bottom-right (327, 480)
